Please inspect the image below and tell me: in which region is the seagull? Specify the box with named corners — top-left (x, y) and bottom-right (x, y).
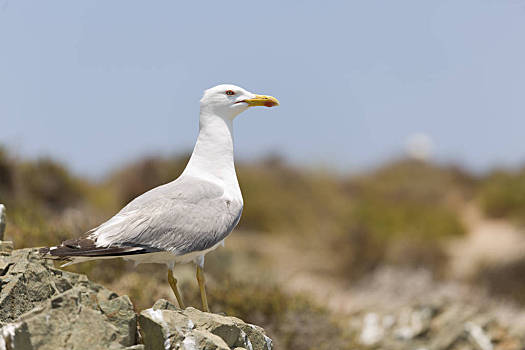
top-left (39, 84), bottom-right (279, 312)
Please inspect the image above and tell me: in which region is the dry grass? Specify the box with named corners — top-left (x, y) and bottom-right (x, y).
top-left (477, 167), bottom-right (525, 226)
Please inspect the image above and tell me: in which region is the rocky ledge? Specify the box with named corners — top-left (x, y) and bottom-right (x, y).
top-left (0, 247), bottom-right (272, 350)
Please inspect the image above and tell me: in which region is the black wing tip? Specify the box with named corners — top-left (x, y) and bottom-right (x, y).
top-left (38, 246), bottom-right (72, 264)
top-left (39, 245), bottom-right (85, 258)
top-left (40, 244), bottom-right (159, 258)
top-left (38, 234), bottom-right (162, 259)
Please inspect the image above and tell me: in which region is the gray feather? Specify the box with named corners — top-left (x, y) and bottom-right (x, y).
top-left (92, 175), bottom-right (243, 255)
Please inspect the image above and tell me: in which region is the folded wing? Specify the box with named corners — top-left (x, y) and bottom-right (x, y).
top-left (40, 176), bottom-right (243, 259)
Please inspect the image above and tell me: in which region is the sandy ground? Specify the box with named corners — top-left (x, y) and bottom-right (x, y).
top-left (447, 203), bottom-right (525, 279)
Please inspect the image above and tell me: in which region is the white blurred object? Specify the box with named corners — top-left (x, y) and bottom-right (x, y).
top-left (360, 313), bottom-right (384, 345)
top-left (465, 322), bottom-right (493, 350)
top-left (0, 204), bottom-right (5, 240)
top-left (405, 133), bottom-right (434, 161)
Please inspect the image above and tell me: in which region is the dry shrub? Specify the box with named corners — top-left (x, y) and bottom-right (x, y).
top-left (237, 156), bottom-right (350, 236)
top-left (474, 258), bottom-right (525, 305)
top-left (335, 159), bottom-right (469, 277)
top-left (0, 147), bottom-right (15, 197)
top-left (107, 154), bottom-right (189, 206)
top-left (477, 168), bottom-right (525, 225)
top-left (18, 158), bottom-right (86, 212)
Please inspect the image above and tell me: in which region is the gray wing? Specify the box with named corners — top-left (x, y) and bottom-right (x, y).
top-left (91, 176), bottom-right (243, 255)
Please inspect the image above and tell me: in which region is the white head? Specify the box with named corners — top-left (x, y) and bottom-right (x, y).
top-left (200, 84), bottom-right (279, 120)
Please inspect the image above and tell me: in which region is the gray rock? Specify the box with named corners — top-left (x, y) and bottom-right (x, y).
top-left (0, 248), bottom-right (137, 349)
top-left (354, 300), bottom-right (524, 350)
top-left (99, 295), bottom-right (138, 346)
top-left (0, 249), bottom-right (274, 350)
top-left (139, 299), bottom-right (273, 350)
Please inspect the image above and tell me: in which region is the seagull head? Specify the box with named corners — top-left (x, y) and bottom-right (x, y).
top-left (200, 84), bottom-right (279, 120)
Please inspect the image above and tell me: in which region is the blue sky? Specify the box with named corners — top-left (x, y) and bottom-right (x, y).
top-left (1, 1), bottom-right (524, 176)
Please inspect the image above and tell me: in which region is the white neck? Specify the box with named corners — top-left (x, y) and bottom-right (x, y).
top-left (183, 111), bottom-right (241, 197)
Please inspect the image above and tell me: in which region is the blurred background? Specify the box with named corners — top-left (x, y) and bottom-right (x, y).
top-left (1, 1), bottom-right (525, 349)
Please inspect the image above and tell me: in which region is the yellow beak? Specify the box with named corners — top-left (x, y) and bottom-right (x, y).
top-left (242, 94), bottom-right (280, 107)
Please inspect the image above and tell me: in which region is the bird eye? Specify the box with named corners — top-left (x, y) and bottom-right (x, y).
top-left (225, 90), bottom-right (235, 96)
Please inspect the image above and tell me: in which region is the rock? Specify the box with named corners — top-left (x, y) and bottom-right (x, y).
top-left (0, 248), bottom-right (274, 350)
top-left (0, 248), bottom-right (136, 349)
top-left (139, 299), bottom-right (273, 350)
top-left (353, 300), bottom-right (524, 350)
